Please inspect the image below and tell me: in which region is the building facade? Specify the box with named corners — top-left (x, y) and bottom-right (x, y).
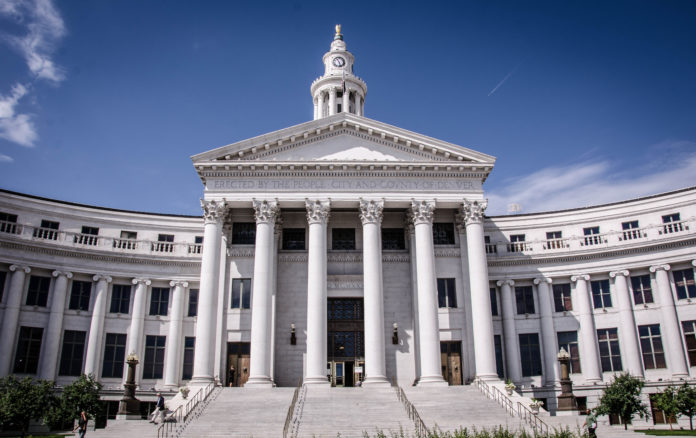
top-left (0, 28), bottom-right (695, 417)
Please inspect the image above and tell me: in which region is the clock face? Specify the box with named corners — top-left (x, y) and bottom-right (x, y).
top-left (332, 57), bottom-right (346, 67)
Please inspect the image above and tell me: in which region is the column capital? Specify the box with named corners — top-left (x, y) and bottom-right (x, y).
top-left (454, 212), bottom-right (466, 233)
top-left (93, 274), bottom-right (112, 283)
top-left (52, 270), bottom-right (73, 279)
top-left (609, 270), bottom-right (630, 278)
top-left (305, 199), bottom-right (330, 225)
top-left (692, 260), bottom-right (696, 267)
top-left (252, 199), bottom-right (279, 224)
top-left (496, 279), bottom-right (515, 287)
top-left (650, 264), bottom-right (671, 273)
top-left (132, 278), bottom-right (151, 286)
top-left (410, 200), bottom-right (436, 225)
top-left (533, 277), bottom-right (552, 285)
top-left (461, 199), bottom-right (488, 225)
top-left (200, 199), bottom-right (227, 224)
top-left (169, 280), bottom-right (189, 288)
top-left (571, 274), bottom-right (590, 282)
top-left (9, 264), bottom-right (31, 274)
top-left (359, 199), bottom-right (384, 225)
top-left (274, 215), bottom-right (284, 237)
top-left (404, 211), bottom-right (415, 235)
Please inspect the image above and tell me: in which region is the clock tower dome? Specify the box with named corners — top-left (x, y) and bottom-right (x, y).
top-left (311, 25), bottom-right (367, 119)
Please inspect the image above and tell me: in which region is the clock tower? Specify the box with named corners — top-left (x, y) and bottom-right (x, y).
top-left (311, 25), bottom-right (368, 119)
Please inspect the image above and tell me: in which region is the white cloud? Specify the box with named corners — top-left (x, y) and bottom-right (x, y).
top-left (0, 153), bottom-right (14, 162)
top-left (0, 82), bottom-right (37, 146)
top-left (486, 143), bottom-right (696, 215)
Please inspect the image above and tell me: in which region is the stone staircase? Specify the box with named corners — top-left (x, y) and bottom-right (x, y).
top-left (86, 419), bottom-right (157, 437)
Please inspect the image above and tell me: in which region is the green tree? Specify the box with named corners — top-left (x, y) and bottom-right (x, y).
top-left (46, 374), bottom-right (103, 430)
top-left (593, 373), bottom-right (649, 430)
top-left (0, 376), bottom-right (57, 437)
top-left (654, 386), bottom-right (680, 430)
top-left (677, 382), bottom-right (696, 430)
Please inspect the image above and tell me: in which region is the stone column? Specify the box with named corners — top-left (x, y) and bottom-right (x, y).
top-left (304, 199), bottom-right (331, 385)
top-left (360, 199), bottom-right (389, 386)
top-left (126, 278), bottom-right (150, 385)
top-left (328, 88), bottom-right (336, 116)
top-left (191, 199), bottom-right (227, 385)
top-left (164, 280), bottom-right (188, 389)
top-left (535, 277), bottom-right (558, 386)
top-left (84, 275), bottom-right (112, 377)
top-left (270, 217), bottom-right (282, 381)
top-left (317, 92), bottom-right (325, 119)
top-left (461, 200), bottom-right (498, 381)
top-left (610, 270), bottom-right (644, 377)
top-left (247, 200), bottom-right (279, 387)
top-left (571, 274), bottom-right (602, 382)
top-left (650, 264), bottom-right (689, 378)
top-left (0, 265), bottom-right (31, 376)
top-left (406, 213), bottom-right (421, 378)
top-left (356, 95), bottom-right (363, 116)
top-left (411, 200), bottom-right (447, 386)
top-left (499, 279), bottom-right (522, 382)
top-left (38, 270), bottom-right (73, 380)
top-left (313, 97), bottom-right (318, 120)
top-left (342, 89), bottom-right (349, 113)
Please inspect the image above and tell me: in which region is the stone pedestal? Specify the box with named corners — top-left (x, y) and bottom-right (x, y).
top-left (556, 349), bottom-right (579, 413)
top-left (116, 356), bottom-right (141, 420)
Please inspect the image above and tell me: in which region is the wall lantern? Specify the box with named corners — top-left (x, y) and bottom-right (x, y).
top-left (290, 323), bottom-right (296, 345)
top-left (392, 322), bottom-right (399, 345)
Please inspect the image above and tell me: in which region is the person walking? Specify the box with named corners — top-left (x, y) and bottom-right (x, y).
top-left (583, 409), bottom-right (598, 438)
top-left (72, 410), bottom-right (88, 438)
top-left (150, 393), bottom-right (166, 424)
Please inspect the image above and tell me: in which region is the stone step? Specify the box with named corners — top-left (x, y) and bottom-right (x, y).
top-left (87, 419), bottom-right (156, 437)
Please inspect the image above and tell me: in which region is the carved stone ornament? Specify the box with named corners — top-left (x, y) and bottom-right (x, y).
top-left (359, 199), bottom-right (384, 225)
top-left (306, 199), bottom-right (331, 224)
top-left (409, 200), bottom-right (436, 225)
top-left (252, 199), bottom-right (279, 224)
top-left (461, 199), bottom-right (488, 225)
top-left (201, 199), bottom-right (227, 224)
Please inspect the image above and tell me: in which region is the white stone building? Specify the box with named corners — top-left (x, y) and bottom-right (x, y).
top-left (0, 27), bottom-right (695, 422)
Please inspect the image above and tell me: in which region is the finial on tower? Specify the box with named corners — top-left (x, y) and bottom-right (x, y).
top-left (334, 24), bottom-right (343, 40)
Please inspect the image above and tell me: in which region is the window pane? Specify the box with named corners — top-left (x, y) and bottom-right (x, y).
top-left (432, 223), bottom-right (455, 245)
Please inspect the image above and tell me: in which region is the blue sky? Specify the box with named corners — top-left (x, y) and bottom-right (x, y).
top-left (1, 0), bottom-right (695, 215)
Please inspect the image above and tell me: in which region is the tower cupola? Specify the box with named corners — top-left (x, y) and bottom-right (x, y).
top-left (311, 25), bottom-right (367, 119)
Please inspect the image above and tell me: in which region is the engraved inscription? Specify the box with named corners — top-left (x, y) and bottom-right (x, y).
top-left (207, 178), bottom-right (478, 192)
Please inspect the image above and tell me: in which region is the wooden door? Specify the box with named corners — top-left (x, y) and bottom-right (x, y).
top-left (440, 341), bottom-right (463, 386)
top-left (227, 342), bottom-right (250, 387)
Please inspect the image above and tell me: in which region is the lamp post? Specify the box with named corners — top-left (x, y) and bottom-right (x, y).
top-left (116, 352), bottom-right (142, 420)
top-left (556, 347), bottom-right (578, 413)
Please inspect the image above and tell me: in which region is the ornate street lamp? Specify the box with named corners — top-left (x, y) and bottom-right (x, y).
top-left (116, 352), bottom-right (142, 420)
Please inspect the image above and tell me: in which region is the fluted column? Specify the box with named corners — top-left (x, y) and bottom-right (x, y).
top-left (360, 199), bottom-right (389, 386)
top-left (499, 279), bottom-right (522, 382)
top-left (126, 278), bottom-right (150, 384)
top-left (342, 89), bottom-right (349, 113)
top-left (191, 199), bottom-right (227, 385)
top-left (0, 265), bottom-right (31, 375)
top-left (317, 92), bottom-right (325, 119)
top-left (411, 200), bottom-right (447, 386)
top-left (572, 274), bottom-right (602, 382)
top-left (535, 277), bottom-right (558, 386)
top-left (247, 200), bottom-right (279, 387)
top-left (650, 264), bottom-right (689, 378)
top-left (610, 270), bottom-right (643, 377)
top-left (38, 270), bottom-right (73, 380)
top-left (328, 88), bottom-right (337, 116)
top-left (461, 200), bottom-right (498, 381)
top-left (84, 274), bottom-right (112, 377)
top-left (164, 280), bottom-right (188, 389)
top-left (304, 199), bottom-right (331, 385)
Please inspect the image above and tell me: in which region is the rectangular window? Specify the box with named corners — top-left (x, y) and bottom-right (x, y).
top-left (437, 278), bottom-right (457, 308)
top-left (282, 228), bottom-right (306, 250)
top-left (152, 234), bottom-right (174, 253)
top-left (0, 211), bottom-right (18, 234)
top-left (75, 225), bottom-right (99, 246)
top-left (68, 280), bottom-right (91, 311)
top-left (110, 284), bottom-right (131, 314)
top-left (114, 230), bottom-right (137, 250)
top-left (598, 328), bottom-right (623, 372)
top-left (674, 269), bottom-right (696, 300)
top-left (188, 289), bottom-right (199, 317)
top-left (102, 333), bottom-right (127, 378)
top-left (490, 287), bottom-right (498, 316)
top-left (583, 226), bottom-right (601, 246)
top-left (143, 335), bottom-right (166, 379)
top-left (484, 235), bottom-right (497, 254)
top-left (630, 275), bottom-right (654, 305)
top-left (639, 324), bottom-right (666, 369)
top-left (557, 331), bottom-right (581, 373)
top-left (519, 333), bottom-right (542, 376)
top-left (494, 334), bottom-right (504, 378)
top-left (682, 320), bottom-right (696, 367)
top-left (508, 234), bottom-right (527, 252)
top-left (662, 213), bottom-right (683, 234)
top-left (332, 228), bottom-right (356, 250)
top-left (26, 275), bottom-right (51, 307)
top-left (149, 287), bottom-right (170, 316)
top-left (0, 270), bottom-right (6, 302)
top-left (622, 220), bottom-right (641, 241)
top-left (382, 228), bottom-right (405, 250)
top-left (545, 231), bottom-right (564, 249)
top-left (13, 326), bottom-right (43, 374)
top-left (231, 222), bottom-right (255, 244)
top-left (591, 279), bottom-right (612, 309)
top-left (515, 286), bottom-right (535, 314)
top-left (231, 279), bottom-right (251, 309)
top-left (182, 337), bottom-right (195, 380)
top-left (59, 330), bottom-right (86, 376)
top-left (33, 219), bottom-right (59, 240)
top-left (432, 223), bottom-right (455, 245)
top-left (553, 283), bottom-right (573, 312)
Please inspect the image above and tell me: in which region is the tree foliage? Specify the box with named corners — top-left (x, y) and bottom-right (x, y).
top-left (46, 374), bottom-right (103, 430)
top-left (677, 382), bottom-right (696, 430)
top-left (654, 386), bottom-right (680, 430)
top-left (0, 376), bottom-right (57, 437)
top-left (593, 373), bottom-right (649, 430)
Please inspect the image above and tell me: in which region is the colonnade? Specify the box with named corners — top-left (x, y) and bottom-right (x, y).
top-left (314, 87), bottom-right (364, 119)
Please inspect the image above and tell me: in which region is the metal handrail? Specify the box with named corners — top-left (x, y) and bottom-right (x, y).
top-left (474, 379), bottom-right (515, 417)
top-left (394, 386), bottom-right (430, 438)
top-left (157, 382), bottom-right (216, 438)
top-left (516, 401), bottom-right (549, 435)
top-left (282, 379), bottom-right (302, 438)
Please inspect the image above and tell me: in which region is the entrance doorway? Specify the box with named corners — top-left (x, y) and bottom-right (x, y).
top-left (440, 341), bottom-right (463, 385)
top-left (328, 298), bottom-right (365, 387)
top-left (227, 342), bottom-right (250, 387)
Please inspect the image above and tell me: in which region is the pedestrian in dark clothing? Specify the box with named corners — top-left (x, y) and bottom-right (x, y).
top-left (72, 410), bottom-right (88, 438)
